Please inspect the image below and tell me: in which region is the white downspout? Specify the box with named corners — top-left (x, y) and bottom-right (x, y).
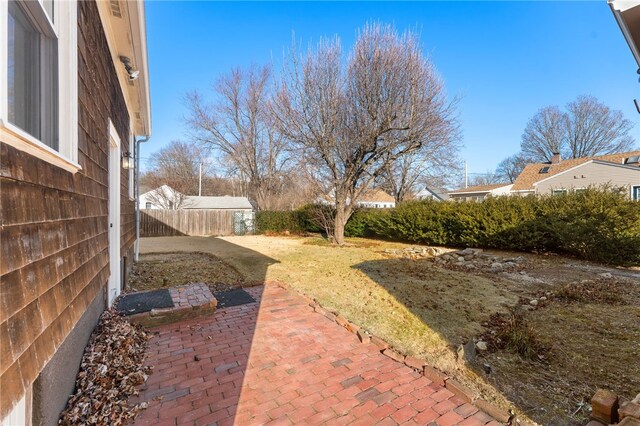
top-left (135, 135), bottom-right (150, 261)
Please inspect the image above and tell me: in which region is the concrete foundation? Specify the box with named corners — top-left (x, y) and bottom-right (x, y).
top-left (31, 289), bottom-right (106, 426)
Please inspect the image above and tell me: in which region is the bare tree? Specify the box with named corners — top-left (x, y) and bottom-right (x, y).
top-left (378, 142), bottom-right (462, 203)
top-left (143, 140), bottom-right (212, 196)
top-left (495, 154), bottom-right (529, 183)
top-left (273, 23), bottom-right (459, 244)
top-left (565, 95), bottom-right (636, 158)
top-left (521, 96), bottom-right (636, 162)
top-left (521, 106), bottom-right (566, 162)
top-left (186, 65), bottom-right (290, 210)
top-left (467, 171), bottom-right (503, 187)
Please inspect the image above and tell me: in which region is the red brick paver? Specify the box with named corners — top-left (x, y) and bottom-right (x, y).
top-left (132, 284), bottom-right (496, 425)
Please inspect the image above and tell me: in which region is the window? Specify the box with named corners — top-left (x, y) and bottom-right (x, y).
top-left (552, 189), bottom-right (567, 196)
top-left (632, 186), bottom-right (640, 201)
top-left (539, 166), bottom-right (550, 174)
top-left (1, 0), bottom-right (78, 170)
top-left (145, 202), bottom-right (152, 209)
top-left (8, 0), bottom-right (58, 149)
top-left (624, 156), bottom-right (639, 165)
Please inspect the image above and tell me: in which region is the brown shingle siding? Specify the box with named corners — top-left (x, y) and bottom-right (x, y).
top-left (0, 0), bottom-right (135, 417)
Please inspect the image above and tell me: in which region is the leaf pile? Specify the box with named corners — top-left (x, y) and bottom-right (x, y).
top-left (59, 310), bottom-right (152, 425)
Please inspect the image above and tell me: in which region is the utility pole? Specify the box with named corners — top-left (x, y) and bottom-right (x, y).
top-left (464, 161), bottom-right (468, 188)
top-left (199, 162), bottom-right (202, 196)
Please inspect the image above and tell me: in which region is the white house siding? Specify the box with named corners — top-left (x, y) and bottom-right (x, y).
top-left (357, 201), bottom-right (396, 208)
top-left (534, 162), bottom-right (640, 198)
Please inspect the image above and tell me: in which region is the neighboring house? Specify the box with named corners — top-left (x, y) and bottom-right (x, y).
top-left (356, 189), bottom-right (396, 208)
top-left (511, 151), bottom-right (640, 199)
top-left (140, 186), bottom-right (253, 211)
top-left (0, 1), bottom-right (150, 424)
top-left (415, 186), bottom-right (450, 201)
top-left (139, 184), bottom-right (184, 210)
top-left (315, 189), bottom-right (396, 208)
top-left (448, 183), bottom-right (514, 202)
top-left (183, 196), bottom-right (254, 211)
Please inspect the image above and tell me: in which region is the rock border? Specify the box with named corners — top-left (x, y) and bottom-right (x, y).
top-left (273, 280), bottom-right (517, 425)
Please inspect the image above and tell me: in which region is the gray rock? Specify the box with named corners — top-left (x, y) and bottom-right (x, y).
top-left (539, 296), bottom-right (547, 301)
top-left (599, 272), bottom-right (613, 279)
top-left (457, 340), bottom-right (476, 363)
top-left (476, 341), bottom-right (488, 351)
top-left (458, 256), bottom-right (465, 262)
top-left (490, 262), bottom-right (503, 271)
top-left (529, 299), bottom-right (539, 306)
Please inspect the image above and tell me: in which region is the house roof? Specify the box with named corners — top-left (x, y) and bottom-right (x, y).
top-left (184, 196), bottom-right (253, 210)
top-left (416, 187), bottom-right (449, 201)
top-left (358, 189), bottom-right (395, 203)
top-left (449, 183), bottom-right (512, 195)
top-left (511, 151), bottom-right (640, 191)
top-left (140, 184), bottom-right (178, 198)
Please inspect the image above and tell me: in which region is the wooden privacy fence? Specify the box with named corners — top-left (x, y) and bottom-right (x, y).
top-left (141, 209), bottom-right (239, 237)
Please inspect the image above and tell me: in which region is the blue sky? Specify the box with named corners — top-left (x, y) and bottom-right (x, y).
top-left (143, 1), bottom-right (639, 176)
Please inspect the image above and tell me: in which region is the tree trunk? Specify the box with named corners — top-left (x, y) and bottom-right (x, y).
top-left (333, 204), bottom-right (349, 245)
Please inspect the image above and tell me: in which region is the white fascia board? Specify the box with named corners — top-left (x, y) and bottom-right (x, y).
top-left (127, 0), bottom-right (151, 136)
top-left (609, 0), bottom-right (640, 67)
top-left (96, 0), bottom-right (151, 137)
top-left (592, 159), bottom-right (640, 170)
top-left (449, 190), bottom-right (491, 195)
top-left (610, 0), bottom-right (640, 12)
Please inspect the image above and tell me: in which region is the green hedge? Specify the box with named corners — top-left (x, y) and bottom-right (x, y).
top-left (255, 189), bottom-right (640, 265)
top-left (364, 189), bottom-right (640, 265)
top-left (254, 210), bottom-right (306, 234)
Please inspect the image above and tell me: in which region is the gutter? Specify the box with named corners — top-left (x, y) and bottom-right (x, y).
top-left (135, 135), bottom-right (150, 261)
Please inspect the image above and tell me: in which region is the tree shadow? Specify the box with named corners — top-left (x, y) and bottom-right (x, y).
top-left (131, 236), bottom-right (279, 425)
top-left (351, 256), bottom-right (516, 352)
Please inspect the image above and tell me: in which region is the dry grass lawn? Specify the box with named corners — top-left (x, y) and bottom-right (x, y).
top-left (140, 235), bottom-right (640, 426)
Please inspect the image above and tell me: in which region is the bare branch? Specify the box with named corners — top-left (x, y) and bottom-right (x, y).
top-left (273, 23), bottom-right (460, 244)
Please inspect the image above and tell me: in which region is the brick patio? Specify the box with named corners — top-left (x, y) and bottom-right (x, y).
top-left (132, 284), bottom-right (499, 426)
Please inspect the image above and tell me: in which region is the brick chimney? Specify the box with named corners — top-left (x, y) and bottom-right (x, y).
top-left (551, 152), bottom-right (562, 164)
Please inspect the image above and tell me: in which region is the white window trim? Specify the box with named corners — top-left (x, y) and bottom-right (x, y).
top-left (0, 0), bottom-right (80, 173)
top-left (632, 185), bottom-right (640, 201)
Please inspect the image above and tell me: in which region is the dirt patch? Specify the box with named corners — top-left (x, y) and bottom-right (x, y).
top-left (129, 252), bottom-right (245, 293)
top-left (303, 236), bottom-right (382, 248)
top-left (555, 278), bottom-right (633, 305)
